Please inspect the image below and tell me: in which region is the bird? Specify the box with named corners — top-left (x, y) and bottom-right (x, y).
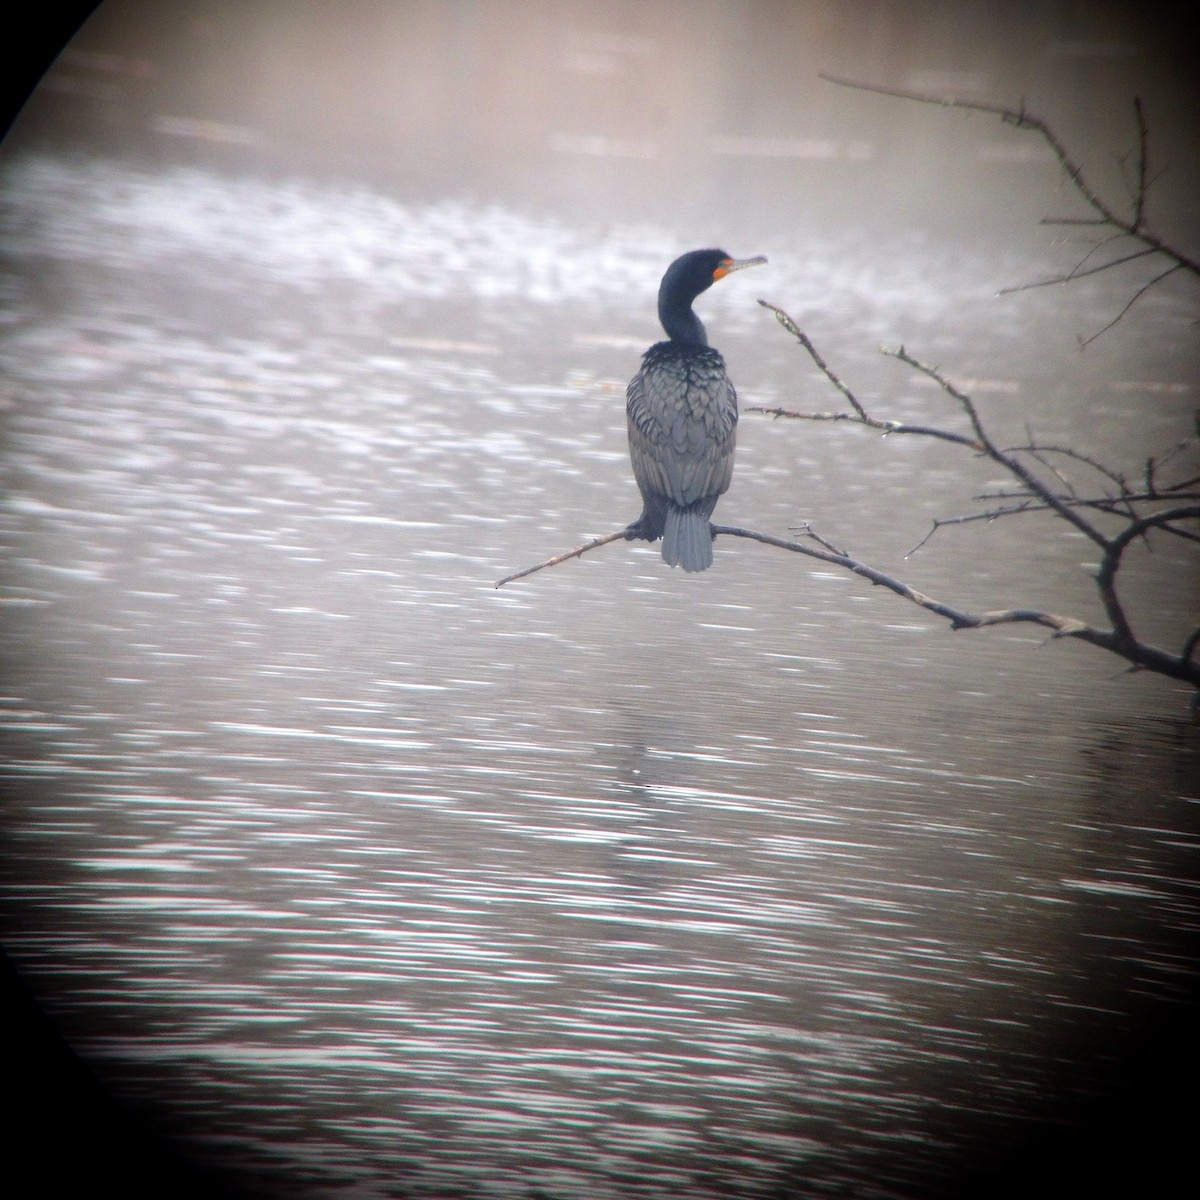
top-left (625, 248), bottom-right (766, 572)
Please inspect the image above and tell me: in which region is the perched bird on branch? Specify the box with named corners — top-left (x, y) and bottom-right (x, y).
top-left (625, 248), bottom-right (766, 571)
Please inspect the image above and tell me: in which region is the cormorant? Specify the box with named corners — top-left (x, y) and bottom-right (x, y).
top-left (625, 248), bottom-right (766, 572)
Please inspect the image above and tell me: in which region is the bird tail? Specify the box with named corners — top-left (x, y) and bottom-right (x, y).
top-left (662, 504), bottom-right (714, 572)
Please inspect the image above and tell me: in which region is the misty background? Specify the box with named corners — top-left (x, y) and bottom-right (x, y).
top-left (14, 1), bottom-right (1199, 232)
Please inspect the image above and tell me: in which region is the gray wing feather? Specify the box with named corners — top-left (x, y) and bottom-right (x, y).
top-left (627, 350), bottom-right (737, 509)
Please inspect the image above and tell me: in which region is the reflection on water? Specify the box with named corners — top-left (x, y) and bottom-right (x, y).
top-left (2, 140), bottom-right (1199, 1200)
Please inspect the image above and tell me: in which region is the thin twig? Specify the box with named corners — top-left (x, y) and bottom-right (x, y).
top-left (819, 73), bottom-right (1120, 224)
top-left (747, 403), bottom-right (982, 450)
top-left (885, 346), bottom-right (992, 445)
top-left (1079, 263), bottom-right (1185, 348)
top-left (494, 529), bottom-right (630, 587)
top-left (820, 72), bottom-right (1200, 343)
top-left (974, 488), bottom-right (1200, 505)
top-left (752, 302), bottom-right (985, 450)
top-left (885, 345), bottom-right (1113, 548)
top-left (788, 522), bottom-right (850, 557)
top-left (1133, 95), bottom-right (1149, 231)
top-left (1025, 448), bottom-right (1080, 498)
top-left (1001, 442), bottom-right (1129, 492)
top-left (906, 495), bottom-right (1200, 555)
top-left (757, 301), bottom-right (869, 419)
top-left (997, 246), bottom-right (1159, 295)
top-left (751, 406), bottom-right (864, 425)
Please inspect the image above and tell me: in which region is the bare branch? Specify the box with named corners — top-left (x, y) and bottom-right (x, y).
top-left (971, 490), bottom-right (1200, 515)
top-left (1094, 504), bottom-right (1200, 651)
top-left (1183, 625), bottom-right (1200, 668)
top-left (757, 301), bottom-right (870, 419)
top-left (751, 405), bottom-right (865, 425)
top-left (710, 524), bottom-right (1198, 684)
top-left (905, 513), bottom-right (1005, 556)
top-left (819, 73), bottom-right (1120, 225)
top-left (495, 529), bottom-right (630, 587)
top-left (820, 73), bottom-right (1200, 344)
top-left (884, 346), bottom-right (994, 447)
top-left (752, 304), bottom-right (1196, 567)
top-left (714, 523), bottom-right (970, 624)
top-left (884, 346), bottom-right (1113, 548)
top-left (747, 401), bottom-right (981, 450)
top-left (1133, 95), bottom-right (1149, 231)
top-left (745, 296), bottom-right (1198, 690)
top-left (495, 507), bottom-right (1200, 686)
top-left (997, 246), bottom-right (1159, 295)
top-left (1079, 263), bottom-right (1186, 348)
top-left (819, 73), bottom-right (1032, 125)
top-left (1146, 438), bottom-right (1200, 494)
top-left (1001, 442), bottom-right (1129, 493)
top-left (752, 303), bottom-right (984, 451)
top-left (502, 511), bottom-right (1191, 654)
top-left (1024, 449), bottom-right (1082, 498)
top-left (1103, 504), bottom-right (1200, 555)
top-left (788, 522), bottom-right (851, 557)
top-left (1164, 524), bottom-right (1200, 547)
top-left (974, 489), bottom-right (1137, 506)
top-left (905, 493), bottom-right (1200, 557)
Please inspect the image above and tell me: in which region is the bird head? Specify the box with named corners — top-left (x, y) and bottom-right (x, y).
top-left (660, 248), bottom-right (767, 306)
top-left (657, 249), bottom-right (767, 344)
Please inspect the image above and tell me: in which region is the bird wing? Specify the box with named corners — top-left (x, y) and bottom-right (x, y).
top-left (627, 348), bottom-right (737, 508)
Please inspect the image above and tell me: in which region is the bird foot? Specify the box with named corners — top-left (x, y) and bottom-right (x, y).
top-left (624, 519), bottom-right (660, 543)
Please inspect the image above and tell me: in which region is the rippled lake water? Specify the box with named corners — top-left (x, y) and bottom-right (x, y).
top-left (2, 153), bottom-right (1198, 1198)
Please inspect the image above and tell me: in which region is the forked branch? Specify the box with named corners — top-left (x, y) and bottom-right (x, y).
top-left (820, 73), bottom-right (1200, 343)
top-left (745, 300), bottom-right (1199, 690)
top-left (493, 512), bottom-right (1199, 686)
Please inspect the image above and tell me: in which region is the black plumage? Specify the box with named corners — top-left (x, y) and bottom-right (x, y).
top-left (625, 248), bottom-right (766, 571)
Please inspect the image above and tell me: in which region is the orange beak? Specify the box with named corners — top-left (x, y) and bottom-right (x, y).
top-left (713, 255), bottom-right (767, 281)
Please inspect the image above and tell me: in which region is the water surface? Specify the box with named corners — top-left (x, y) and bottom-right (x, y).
top-left (2, 71), bottom-right (1199, 1200)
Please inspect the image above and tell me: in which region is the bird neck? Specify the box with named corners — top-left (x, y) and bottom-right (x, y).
top-left (658, 290), bottom-right (709, 347)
